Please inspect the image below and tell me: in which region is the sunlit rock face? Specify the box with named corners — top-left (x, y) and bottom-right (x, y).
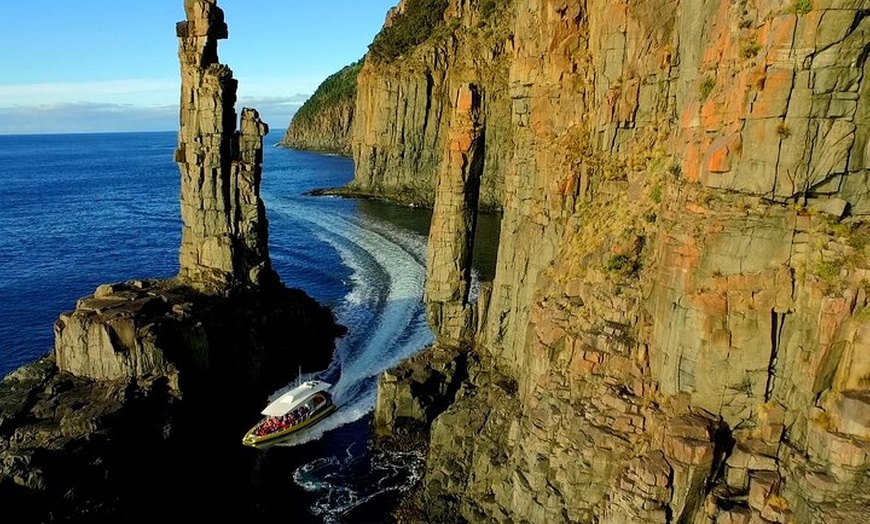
top-left (279, 61), bottom-right (361, 156)
top-left (175, 0), bottom-right (276, 293)
top-left (347, 0), bottom-right (509, 210)
top-left (371, 0), bottom-right (870, 522)
top-left (425, 83), bottom-right (485, 347)
top-left (51, 0), bottom-right (347, 392)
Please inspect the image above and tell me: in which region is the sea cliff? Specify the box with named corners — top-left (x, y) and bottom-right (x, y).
top-left (283, 0), bottom-right (511, 210)
top-left (343, 0), bottom-right (870, 522)
top-left (279, 60), bottom-right (362, 155)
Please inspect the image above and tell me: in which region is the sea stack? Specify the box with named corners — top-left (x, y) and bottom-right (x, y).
top-left (175, 0), bottom-right (275, 293)
top-left (424, 83), bottom-right (485, 347)
top-left (0, 2), bottom-right (343, 519)
top-left (52, 0), bottom-right (341, 387)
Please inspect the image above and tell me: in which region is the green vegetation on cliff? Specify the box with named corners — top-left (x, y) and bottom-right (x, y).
top-left (480, 0), bottom-right (509, 20)
top-left (291, 59), bottom-right (363, 126)
top-left (368, 0), bottom-right (450, 62)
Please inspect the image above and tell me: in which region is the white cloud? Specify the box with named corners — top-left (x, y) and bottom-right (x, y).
top-left (0, 79), bottom-right (179, 108)
top-left (0, 76), bottom-right (316, 134)
top-left (0, 102), bottom-right (178, 134)
top-left (0, 95), bottom-right (311, 135)
top-left (236, 94), bottom-right (311, 131)
top-left (235, 76), bottom-right (323, 98)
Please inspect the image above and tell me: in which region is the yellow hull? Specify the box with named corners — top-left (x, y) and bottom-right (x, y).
top-left (242, 404), bottom-right (337, 447)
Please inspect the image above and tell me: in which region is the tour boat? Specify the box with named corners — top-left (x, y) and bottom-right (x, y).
top-left (242, 380), bottom-right (337, 447)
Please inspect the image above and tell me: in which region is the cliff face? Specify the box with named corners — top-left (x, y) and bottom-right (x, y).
top-left (347, 0), bottom-right (511, 209)
top-left (279, 60), bottom-right (362, 155)
top-left (374, 0), bottom-right (870, 522)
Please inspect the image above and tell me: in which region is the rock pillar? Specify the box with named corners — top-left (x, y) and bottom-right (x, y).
top-left (174, 0), bottom-right (275, 292)
top-left (424, 84), bottom-right (485, 346)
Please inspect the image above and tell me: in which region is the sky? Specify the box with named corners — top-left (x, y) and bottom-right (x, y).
top-left (0, 1), bottom-right (398, 135)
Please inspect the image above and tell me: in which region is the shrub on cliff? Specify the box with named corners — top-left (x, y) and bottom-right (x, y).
top-left (480, 0), bottom-right (509, 20)
top-left (368, 0), bottom-right (450, 62)
top-left (292, 59), bottom-right (363, 125)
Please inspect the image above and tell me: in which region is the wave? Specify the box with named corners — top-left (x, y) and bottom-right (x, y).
top-left (298, 443), bottom-right (425, 524)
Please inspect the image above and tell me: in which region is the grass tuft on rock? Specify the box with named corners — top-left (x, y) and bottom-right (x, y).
top-left (791, 0), bottom-right (812, 15)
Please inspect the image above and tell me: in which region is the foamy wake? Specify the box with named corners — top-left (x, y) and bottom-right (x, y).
top-left (294, 444), bottom-right (426, 524)
top-left (262, 200), bottom-right (434, 447)
top-left (262, 195), bottom-right (436, 522)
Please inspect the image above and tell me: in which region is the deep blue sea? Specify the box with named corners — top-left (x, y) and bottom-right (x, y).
top-left (0, 130), bottom-right (498, 522)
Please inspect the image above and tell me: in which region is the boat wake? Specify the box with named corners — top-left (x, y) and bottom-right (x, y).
top-left (293, 444), bottom-right (425, 524)
top-left (262, 196), bottom-right (434, 521)
top-left (264, 200), bottom-right (433, 446)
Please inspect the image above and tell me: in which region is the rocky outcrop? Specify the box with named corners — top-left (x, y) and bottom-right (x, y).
top-left (175, 0), bottom-right (275, 292)
top-left (2, 277), bottom-right (340, 522)
top-left (279, 60), bottom-right (361, 155)
top-left (0, 359), bottom-right (177, 522)
top-left (49, 0), bottom-right (333, 387)
top-left (375, 1), bottom-right (870, 523)
top-left (0, 2), bottom-right (344, 521)
top-left (373, 344), bottom-right (469, 436)
top-left (0, 286), bottom-right (341, 523)
top-left (52, 279), bottom-right (339, 392)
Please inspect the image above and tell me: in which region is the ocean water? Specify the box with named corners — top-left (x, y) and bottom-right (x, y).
top-left (0, 132), bottom-right (181, 375)
top-left (0, 130), bottom-right (498, 522)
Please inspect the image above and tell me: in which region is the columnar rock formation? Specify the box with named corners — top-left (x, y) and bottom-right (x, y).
top-left (346, 1), bottom-right (509, 210)
top-left (3, 3), bottom-right (343, 519)
top-left (175, 0), bottom-right (275, 292)
top-left (370, 0), bottom-right (870, 523)
top-left (424, 83), bottom-right (485, 346)
top-left (53, 0), bottom-right (296, 386)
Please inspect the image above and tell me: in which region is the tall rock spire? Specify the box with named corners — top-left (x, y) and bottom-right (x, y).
top-left (424, 83), bottom-right (485, 346)
top-left (174, 0), bottom-right (276, 292)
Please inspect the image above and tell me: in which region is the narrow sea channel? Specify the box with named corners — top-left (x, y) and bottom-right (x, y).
top-left (0, 131), bottom-right (499, 522)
